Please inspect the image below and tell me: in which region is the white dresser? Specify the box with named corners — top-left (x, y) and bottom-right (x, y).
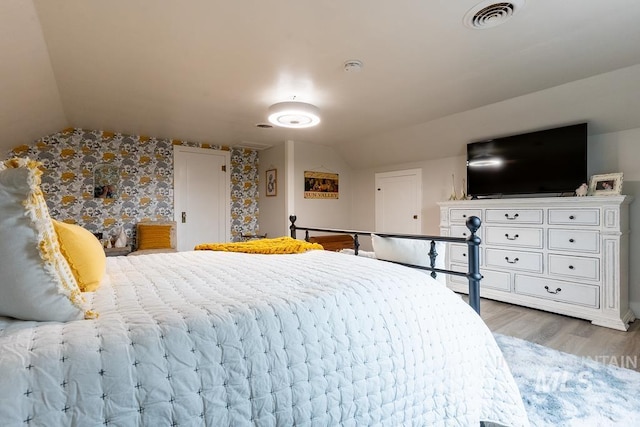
top-left (438, 196), bottom-right (634, 330)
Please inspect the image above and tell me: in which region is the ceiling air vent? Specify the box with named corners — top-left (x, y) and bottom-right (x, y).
top-left (234, 140), bottom-right (273, 151)
top-left (464, 0), bottom-right (525, 29)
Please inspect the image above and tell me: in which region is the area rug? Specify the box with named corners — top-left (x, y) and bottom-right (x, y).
top-left (495, 333), bottom-right (640, 426)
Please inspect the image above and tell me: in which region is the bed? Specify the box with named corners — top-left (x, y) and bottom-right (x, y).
top-left (0, 159), bottom-right (529, 426)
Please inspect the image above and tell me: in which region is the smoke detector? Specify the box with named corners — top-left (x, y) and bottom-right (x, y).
top-left (344, 60), bottom-right (363, 73)
top-left (464, 0), bottom-right (525, 30)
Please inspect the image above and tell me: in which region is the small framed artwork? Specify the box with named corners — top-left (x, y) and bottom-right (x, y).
top-left (588, 173), bottom-right (623, 196)
top-left (94, 164), bottom-right (120, 199)
top-left (266, 169), bottom-right (277, 197)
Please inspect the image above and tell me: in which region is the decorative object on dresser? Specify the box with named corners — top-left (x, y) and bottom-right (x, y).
top-left (575, 183), bottom-right (588, 196)
top-left (439, 196), bottom-right (634, 330)
top-left (588, 172), bottom-right (623, 196)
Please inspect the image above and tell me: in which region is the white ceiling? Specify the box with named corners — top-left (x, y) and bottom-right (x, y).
top-left (6, 0), bottom-right (640, 168)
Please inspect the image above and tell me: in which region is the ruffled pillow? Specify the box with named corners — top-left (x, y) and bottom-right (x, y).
top-left (0, 158), bottom-right (95, 321)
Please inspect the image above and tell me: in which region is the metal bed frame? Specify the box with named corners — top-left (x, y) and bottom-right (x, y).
top-left (289, 215), bottom-right (483, 314)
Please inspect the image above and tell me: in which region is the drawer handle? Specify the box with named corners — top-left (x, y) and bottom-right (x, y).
top-left (462, 214), bottom-right (467, 218)
top-left (504, 256), bottom-right (519, 264)
top-left (544, 286), bottom-right (562, 294)
top-left (569, 215), bottom-right (576, 220)
top-left (504, 233), bottom-right (519, 241)
top-left (569, 238), bottom-right (575, 243)
top-left (569, 265), bottom-right (575, 270)
top-left (505, 213), bottom-right (519, 220)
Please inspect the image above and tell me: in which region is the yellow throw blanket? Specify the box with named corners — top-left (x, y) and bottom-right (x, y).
top-left (194, 236), bottom-right (324, 254)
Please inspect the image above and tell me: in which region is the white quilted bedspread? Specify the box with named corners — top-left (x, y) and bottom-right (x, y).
top-left (0, 250), bottom-right (529, 426)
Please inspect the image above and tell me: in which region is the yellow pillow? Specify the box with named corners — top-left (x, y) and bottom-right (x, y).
top-left (53, 219), bottom-right (106, 292)
top-left (137, 223), bottom-right (173, 250)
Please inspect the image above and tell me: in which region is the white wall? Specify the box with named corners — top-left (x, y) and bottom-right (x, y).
top-left (351, 156), bottom-right (466, 250)
top-left (257, 144), bottom-right (286, 238)
top-left (292, 141), bottom-right (351, 229)
top-left (0, 0), bottom-right (66, 149)
top-left (588, 128), bottom-right (640, 316)
top-left (258, 140), bottom-right (352, 238)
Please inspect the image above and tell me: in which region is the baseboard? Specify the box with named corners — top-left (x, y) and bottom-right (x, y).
top-left (629, 301), bottom-right (640, 321)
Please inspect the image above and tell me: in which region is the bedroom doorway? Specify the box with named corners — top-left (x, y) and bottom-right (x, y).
top-left (173, 146), bottom-right (230, 251)
top-left (375, 168), bottom-right (422, 234)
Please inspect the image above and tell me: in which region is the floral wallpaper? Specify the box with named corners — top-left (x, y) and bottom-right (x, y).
top-left (7, 128), bottom-right (259, 245)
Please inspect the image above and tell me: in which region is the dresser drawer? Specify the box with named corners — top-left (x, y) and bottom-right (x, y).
top-left (548, 229), bottom-right (600, 253)
top-left (450, 208), bottom-right (482, 223)
top-left (515, 275), bottom-right (599, 308)
top-left (485, 226), bottom-right (543, 248)
top-left (485, 248), bottom-right (543, 273)
top-left (485, 209), bottom-right (543, 224)
top-left (450, 225), bottom-right (474, 238)
top-left (450, 264), bottom-right (511, 292)
top-left (548, 254), bottom-right (600, 281)
top-left (548, 209), bottom-right (600, 226)
top-left (481, 268), bottom-right (511, 292)
top-left (450, 243), bottom-right (470, 263)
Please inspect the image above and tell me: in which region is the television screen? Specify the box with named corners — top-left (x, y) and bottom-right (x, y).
top-left (466, 123), bottom-right (587, 197)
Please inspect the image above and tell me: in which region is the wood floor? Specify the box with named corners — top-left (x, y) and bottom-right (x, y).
top-left (475, 297), bottom-right (640, 372)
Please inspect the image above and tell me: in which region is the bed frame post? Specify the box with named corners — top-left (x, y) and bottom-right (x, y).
top-left (466, 216), bottom-right (482, 314)
top-left (428, 240), bottom-right (438, 280)
top-left (289, 215), bottom-right (297, 238)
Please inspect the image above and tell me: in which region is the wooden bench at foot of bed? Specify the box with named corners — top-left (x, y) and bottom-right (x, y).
top-left (308, 235), bottom-right (355, 252)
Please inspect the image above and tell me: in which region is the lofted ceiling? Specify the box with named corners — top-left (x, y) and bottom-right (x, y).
top-left (3, 0), bottom-right (640, 168)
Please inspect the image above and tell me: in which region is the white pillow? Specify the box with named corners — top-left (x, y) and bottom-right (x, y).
top-left (0, 158), bottom-right (93, 321)
top-left (371, 234), bottom-right (447, 284)
top-left (338, 248), bottom-right (377, 259)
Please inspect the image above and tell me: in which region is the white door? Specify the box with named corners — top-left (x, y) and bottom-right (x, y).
top-left (375, 169), bottom-right (422, 233)
top-left (174, 146), bottom-right (230, 251)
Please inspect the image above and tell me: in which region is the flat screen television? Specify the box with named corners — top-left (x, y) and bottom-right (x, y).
top-left (466, 123), bottom-right (587, 198)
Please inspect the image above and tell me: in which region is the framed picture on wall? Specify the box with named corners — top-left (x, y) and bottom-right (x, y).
top-left (266, 169), bottom-right (277, 197)
top-left (304, 171), bottom-right (339, 199)
top-left (588, 172), bottom-right (623, 196)
top-left (93, 164), bottom-right (120, 199)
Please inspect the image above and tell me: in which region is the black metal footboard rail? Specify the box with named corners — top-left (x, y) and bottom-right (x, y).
top-left (289, 215), bottom-right (483, 314)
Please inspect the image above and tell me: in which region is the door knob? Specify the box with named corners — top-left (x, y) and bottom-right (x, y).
top-left (413, 215), bottom-right (418, 219)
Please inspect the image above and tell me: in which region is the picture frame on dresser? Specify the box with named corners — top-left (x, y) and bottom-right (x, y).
top-left (588, 172), bottom-right (623, 196)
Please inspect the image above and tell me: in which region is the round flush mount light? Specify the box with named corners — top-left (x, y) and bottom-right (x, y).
top-left (267, 101), bottom-right (321, 129)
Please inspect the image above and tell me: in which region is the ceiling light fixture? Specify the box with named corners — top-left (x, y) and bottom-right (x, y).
top-left (267, 101), bottom-right (321, 129)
